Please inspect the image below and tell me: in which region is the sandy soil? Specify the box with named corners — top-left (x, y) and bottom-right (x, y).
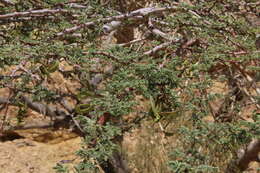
top-left (0, 78), bottom-right (259, 173)
top-left (0, 129), bottom-right (81, 173)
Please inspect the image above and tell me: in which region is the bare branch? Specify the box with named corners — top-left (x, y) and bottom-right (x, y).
top-left (68, 3), bottom-right (87, 9)
top-left (0, 96), bottom-right (68, 120)
top-left (0, 16), bottom-right (56, 24)
top-left (151, 28), bottom-right (172, 41)
top-left (0, 0), bottom-right (14, 6)
top-left (237, 139), bottom-right (260, 171)
top-left (144, 41), bottom-right (172, 56)
top-left (56, 6), bottom-right (179, 37)
top-left (0, 9), bottom-right (68, 20)
top-left (12, 122), bottom-right (54, 130)
top-left (103, 21), bottom-right (122, 33)
top-left (20, 96), bottom-right (68, 120)
top-left (148, 18), bottom-right (173, 41)
top-left (0, 97), bottom-right (10, 105)
top-left (226, 139), bottom-right (260, 172)
top-left (143, 38), bottom-right (181, 56)
top-left (117, 38), bottom-right (145, 47)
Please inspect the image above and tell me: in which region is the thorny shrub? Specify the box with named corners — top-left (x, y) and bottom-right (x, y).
top-left (0, 0), bottom-right (259, 172)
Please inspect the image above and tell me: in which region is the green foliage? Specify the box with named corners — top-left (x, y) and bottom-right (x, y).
top-left (169, 120), bottom-right (259, 172)
top-left (0, 0), bottom-right (259, 172)
top-left (53, 163), bottom-right (69, 173)
top-left (75, 117), bottom-right (121, 171)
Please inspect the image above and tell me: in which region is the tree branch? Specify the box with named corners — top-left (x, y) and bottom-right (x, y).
top-left (0, 96), bottom-right (68, 120)
top-left (55, 6), bottom-right (179, 37)
top-left (226, 139), bottom-right (260, 172)
top-left (0, 96), bottom-right (85, 133)
top-left (0, 0), bottom-right (14, 6)
top-left (143, 38), bottom-right (180, 56)
top-left (0, 9), bottom-right (68, 20)
top-left (237, 139), bottom-right (260, 171)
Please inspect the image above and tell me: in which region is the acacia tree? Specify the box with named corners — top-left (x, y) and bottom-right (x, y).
top-left (0, 0), bottom-right (259, 172)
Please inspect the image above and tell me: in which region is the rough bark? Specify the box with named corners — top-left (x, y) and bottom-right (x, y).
top-left (237, 139), bottom-right (260, 171)
top-left (226, 139), bottom-right (260, 173)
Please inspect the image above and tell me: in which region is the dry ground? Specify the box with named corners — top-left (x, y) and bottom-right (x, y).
top-left (0, 119), bottom-right (259, 173)
top-left (0, 77), bottom-right (259, 173)
top-left (0, 133), bottom-right (81, 173)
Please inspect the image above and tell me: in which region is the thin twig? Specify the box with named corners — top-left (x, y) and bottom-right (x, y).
top-left (118, 38), bottom-right (145, 47)
top-left (143, 39), bottom-right (180, 56)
